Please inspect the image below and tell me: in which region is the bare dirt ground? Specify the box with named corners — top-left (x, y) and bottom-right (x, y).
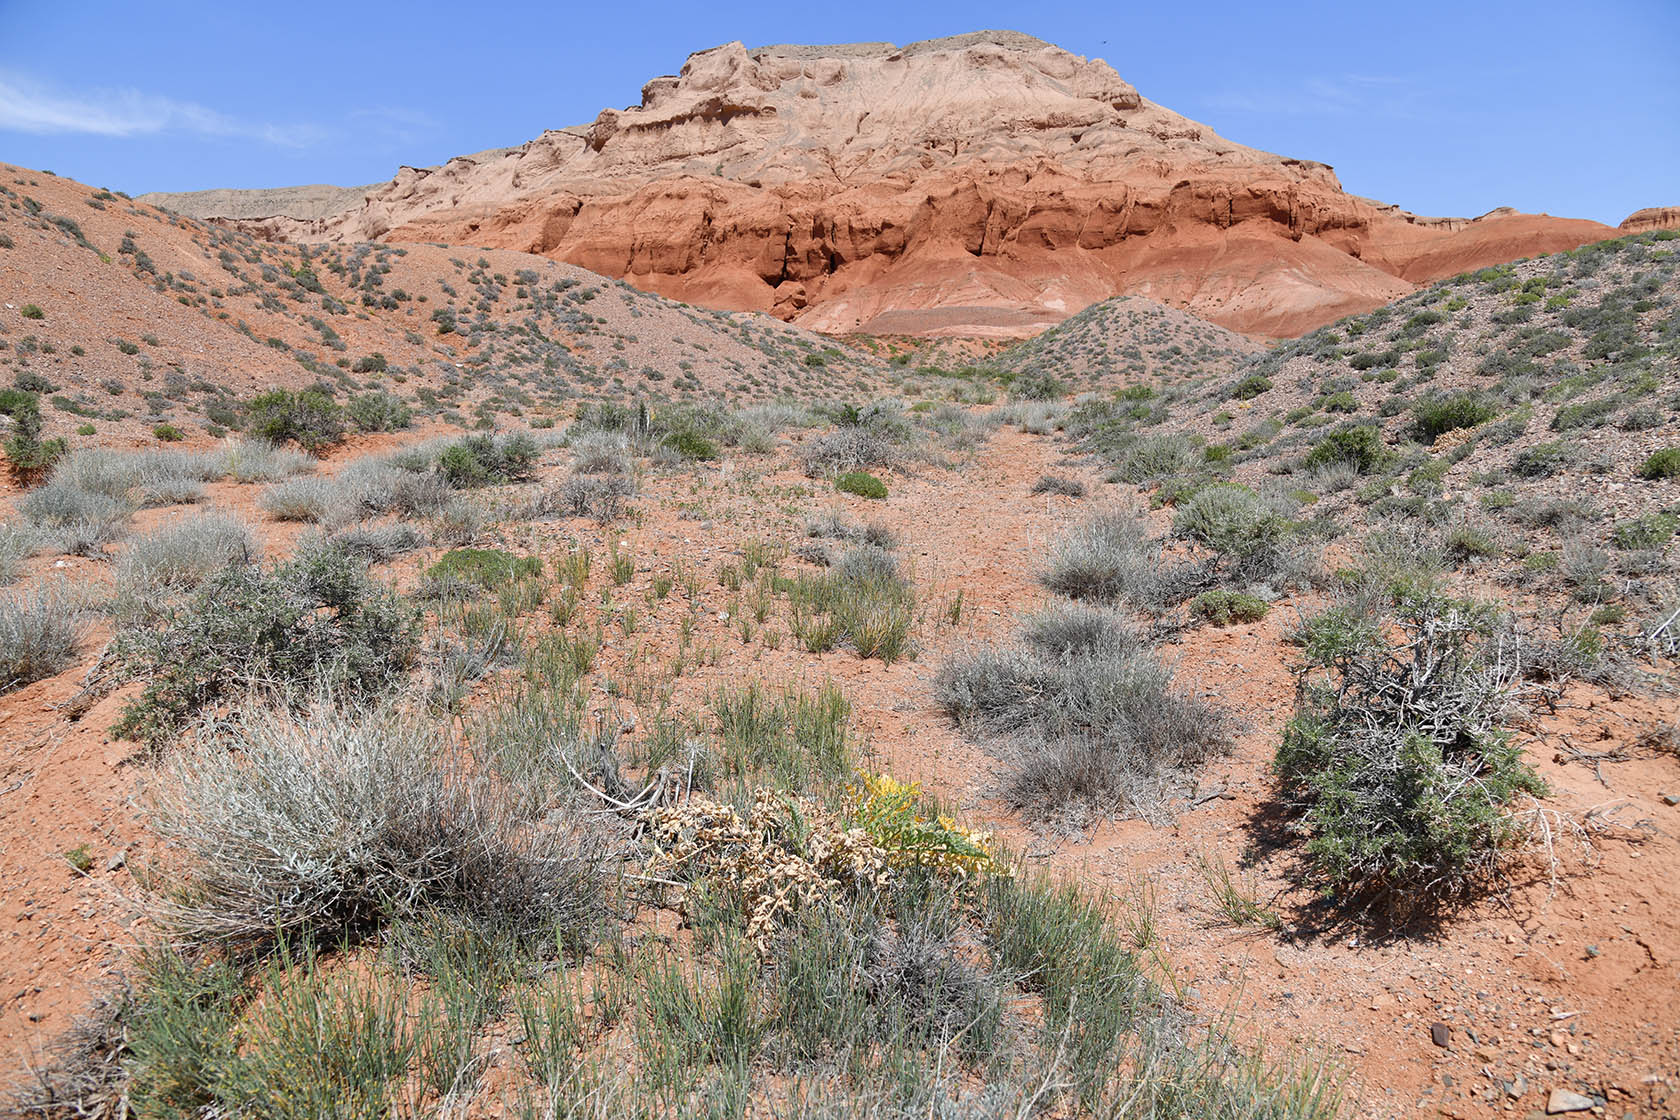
top-left (3, 421), bottom-right (1674, 1118)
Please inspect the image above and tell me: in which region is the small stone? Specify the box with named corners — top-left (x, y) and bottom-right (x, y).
top-left (1431, 1021), bottom-right (1452, 1048)
top-left (104, 851), bottom-right (126, 872)
top-left (1507, 1074), bottom-right (1528, 1099)
top-left (1660, 793), bottom-right (1680, 807)
top-left (1546, 1089), bottom-right (1594, 1113)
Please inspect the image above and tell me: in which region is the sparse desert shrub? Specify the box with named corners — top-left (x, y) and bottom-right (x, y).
top-left (1022, 602), bottom-right (1137, 659)
top-left (1611, 512), bottom-right (1678, 550)
top-left (153, 424), bottom-right (185, 443)
top-left (1031, 474), bottom-right (1087, 497)
top-left (804, 513), bottom-right (897, 550)
top-left (661, 429), bottom-right (718, 461)
top-left (800, 424), bottom-right (901, 478)
top-left (1511, 441), bottom-right (1572, 478)
top-left (569, 430), bottom-right (633, 475)
top-left (111, 547), bottom-right (420, 745)
top-left (213, 439), bottom-right (316, 483)
top-left (428, 497), bottom-right (486, 547)
top-left (559, 472), bottom-right (635, 521)
top-left (778, 544), bottom-right (914, 663)
top-left (18, 475), bottom-right (133, 556)
top-left (1173, 484), bottom-right (1316, 588)
top-left (1411, 393), bottom-right (1495, 442)
top-left (1043, 510), bottom-right (1205, 611)
top-left (0, 582), bottom-right (85, 694)
top-left (0, 387), bottom-right (67, 484)
top-left (259, 478), bottom-right (333, 522)
top-left (1229, 373), bottom-right (1272, 400)
top-left (1303, 425), bottom-right (1388, 474)
top-left (1113, 434), bottom-right (1197, 485)
top-left (435, 432), bottom-right (539, 488)
top-left (245, 388), bottom-right (346, 453)
top-left (116, 513), bottom-right (254, 607)
top-left (144, 705), bottom-right (608, 950)
top-left (1275, 594), bottom-right (1544, 919)
top-left (425, 548), bottom-right (541, 594)
top-left (835, 470), bottom-right (887, 499)
top-left (1190, 589), bottom-right (1269, 626)
top-left (386, 470), bottom-right (454, 519)
top-left (1638, 447), bottom-right (1680, 480)
top-left (345, 390), bottom-right (411, 433)
top-left (324, 523), bottom-right (426, 564)
top-left (1012, 370), bottom-right (1067, 401)
top-left (0, 523), bottom-right (36, 585)
top-left (1442, 519), bottom-right (1502, 566)
top-left (937, 608), bottom-right (1229, 820)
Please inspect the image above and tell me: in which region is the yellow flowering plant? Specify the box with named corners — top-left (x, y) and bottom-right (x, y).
top-left (846, 773), bottom-right (1007, 878)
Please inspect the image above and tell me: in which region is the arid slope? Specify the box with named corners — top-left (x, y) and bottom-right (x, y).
top-left (142, 32), bottom-right (1633, 338)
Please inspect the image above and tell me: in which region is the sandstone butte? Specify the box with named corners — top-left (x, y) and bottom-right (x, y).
top-left (140, 30), bottom-right (1675, 340)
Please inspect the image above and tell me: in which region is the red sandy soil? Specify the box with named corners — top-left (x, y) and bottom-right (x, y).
top-left (4, 424), bottom-right (1674, 1118)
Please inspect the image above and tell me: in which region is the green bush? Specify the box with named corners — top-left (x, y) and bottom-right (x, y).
top-left (1511, 441), bottom-right (1571, 478)
top-left (1638, 447), bottom-right (1680, 480)
top-left (1611, 512), bottom-right (1677, 549)
top-left (20, 304), bottom-right (44, 320)
top-left (0, 388), bottom-right (67, 484)
top-left (345, 391), bottom-right (411, 433)
top-left (246, 389), bottom-right (345, 453)
top-left (1275, 595), bottom-right (1544, 919)
top-left (153, 424), bottom-right (185, 442)
top-left (351, 352), bottom-right (388, 374)
top-left (1304, 426), bottom-right (1387, 474)
top-left (1411, 393), bottom-right (1495, 442)
top-left (1189, 589), bottom-right (1269, 625)
top-left (426, 548), bottom-right (542, 592)
top-left (1229, 374), bottom-right (1272, 400)
top-left (435, 433), bottom-right (539, 488)
top-left (111, 547), bottom-right (419, 745)
top-left (1114, 434), bottom-right (1197, 485)
top-left (661, 430), bottom-right (718, 460)
top-left (835, 471), bottom-right (887, 499)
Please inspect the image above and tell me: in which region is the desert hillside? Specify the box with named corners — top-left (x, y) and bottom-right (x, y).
top-left (138, 32), bottom-right (1653, 339)
top-left (2, 136), bottom-right (1677, 1119)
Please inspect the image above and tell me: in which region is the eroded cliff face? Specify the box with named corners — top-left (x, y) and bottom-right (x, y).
top-left (1620, 207), bottom-right (1680, 235)
top-left (143, 31), bottom-right (1625, 338)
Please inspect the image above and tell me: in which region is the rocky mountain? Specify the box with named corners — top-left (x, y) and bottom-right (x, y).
top-left (140, 31), bottom-right (1665, 342)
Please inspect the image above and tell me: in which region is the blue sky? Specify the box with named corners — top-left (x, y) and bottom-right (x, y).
top-left (2, 0), bottom-right (1675, 225)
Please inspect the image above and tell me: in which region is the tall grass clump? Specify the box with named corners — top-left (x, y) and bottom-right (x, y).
top-left (0, 522), bottom-right (37, 585)
top-left (259, 478), bottom-right (334, 522)
top-left (1042, 511), bottom-right (1204, 612)
top-left (778, 545), bottom-right (914, 663)
top-left (0, 582), bottom-right (86, 695)
top-left (18, 476), bottom-right (135, 556)
top-left (115, 513), bottom-right (255, 609)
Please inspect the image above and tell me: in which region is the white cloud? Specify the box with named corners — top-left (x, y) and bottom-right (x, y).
top-left (1204, 74), bottom-right (1426, 122)
top-left (0, 71), bottom-right (321, 145)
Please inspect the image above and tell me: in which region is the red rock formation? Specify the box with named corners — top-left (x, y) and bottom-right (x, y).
top-left (143, 32), bottom-right (1630, 338)
top-left (1620, 206), bottom-right (1680, 234)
